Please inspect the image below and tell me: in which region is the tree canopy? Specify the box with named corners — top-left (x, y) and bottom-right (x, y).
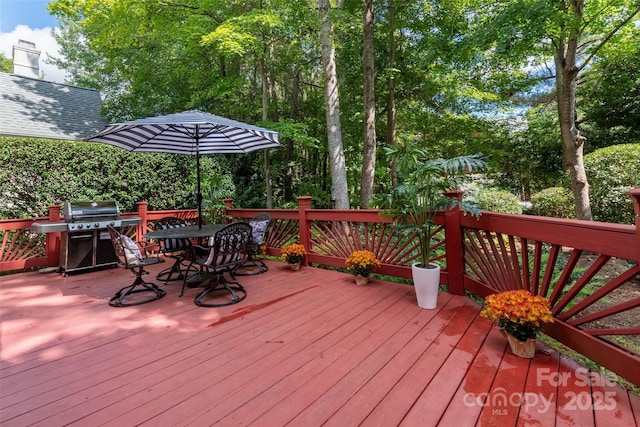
top-left (36, 0), bottom-right (640, 217)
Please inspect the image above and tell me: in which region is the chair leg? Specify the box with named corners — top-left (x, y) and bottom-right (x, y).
top-left (157, 256), bottom-right (198, 282)
top-left (109, 268), bottom-right (166, 307)
top-left (180, 262), bottom-right (206, 297)
top-left (235, 253), bottom-right (268, 276)
top-left (156, 257), bottom-right (184, 282)
top-left (194, 272), bottom-right (247, 307)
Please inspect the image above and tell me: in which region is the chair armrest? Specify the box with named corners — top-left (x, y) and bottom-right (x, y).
top-left (137, 240), bottom-right (155, 257)
top-left (190, 244), bottom-right (212, 260)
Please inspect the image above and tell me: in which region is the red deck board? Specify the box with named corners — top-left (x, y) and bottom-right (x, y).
top-left (236, 291), bottom-right (445, 426)
top-left (1, 259), bottom-right (638, 427)
top-left (555, 355), bottom-right (596, 427)
top-left (475, 334), bottom-right (533, 425)
top-left (515, 343), bottom-right (560, 427)
top-left (26, 286), bottom-right (335, 426)
top-left (361, 298), bottom-right (481, 426)
top-left (97, 276), bottom-right (404, 426)
top-left (438, 327), bottom-right (508, 426)
top-left (400, 307), bottom-right (493, 426)
top-left (321, 293), bottom-right (458, 426)
top-left (41, 273), bottom-right (373, 425)
top-left (592, 370), bottom-right (637, 426)
top-left (208, 289), bottom-right (418, 425)
top-left (3, 274), bottom-right (327, 422)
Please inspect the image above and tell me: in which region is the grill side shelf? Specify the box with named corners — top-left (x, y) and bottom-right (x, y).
top-left (31, 222), bottom-right (68, 233)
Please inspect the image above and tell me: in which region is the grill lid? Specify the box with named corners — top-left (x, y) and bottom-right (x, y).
top-left (63, 201), bottom-right (120, 222)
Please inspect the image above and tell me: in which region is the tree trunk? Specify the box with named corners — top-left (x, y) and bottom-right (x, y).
top-left (553, 2), bottom-right (591, 221)
top-left (260, 56), bottom-right (273, 209)
top-left (285, 69), bottom-right (301, 203)
top-left (360, 0), bottom-right (377, 208)
top-left (386, 0), bottom-right (398, 188)
top-left (318, 0), bottom-right (350, 209)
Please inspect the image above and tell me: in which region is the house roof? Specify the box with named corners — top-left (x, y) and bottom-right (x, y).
top-left (0, 72), bottom-right (108, 141)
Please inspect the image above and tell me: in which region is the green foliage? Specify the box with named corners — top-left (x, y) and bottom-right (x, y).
top-left (584, 144), bottom-right (640, 224)
top-left (42, 0), bottom-right (640, 216)
top-left (0, 52), bottom-right (12, 73)
top-left (530, 187), bottom-right (575, 219)
top-left (375, 142), bottom-right (486, 267)
top-left (476, 189), bottom-right (523, 214)
top-left (0, 137), bottom-right (235, 219)
top-left (490, 107), bottom-right (565, 198)
top-left (581, 34), bottom-right (640, 149)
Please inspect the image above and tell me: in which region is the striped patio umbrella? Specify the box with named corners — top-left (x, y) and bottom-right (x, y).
top-left (84, 110), bottom-right (281, 227)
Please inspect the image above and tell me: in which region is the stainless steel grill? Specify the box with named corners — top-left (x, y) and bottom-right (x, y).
top-left (31, 201), bottom-right (141, 275)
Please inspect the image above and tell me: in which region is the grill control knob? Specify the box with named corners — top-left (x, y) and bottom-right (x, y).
top-left (95, 223), bottom-right (100, 228)
top-left (77, 224), bottom-right (83, 229)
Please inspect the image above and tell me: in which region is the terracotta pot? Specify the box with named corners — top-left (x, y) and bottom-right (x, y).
top-left (355, 274), bottom-right (369, 286)
top-left (506, 334), bottom-right (536, 358)
top-left (288, 261), bottom-right (301, 271)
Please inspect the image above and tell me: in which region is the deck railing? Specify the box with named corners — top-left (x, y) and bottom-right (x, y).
top-left (2, 189), bottom-right (639, 386)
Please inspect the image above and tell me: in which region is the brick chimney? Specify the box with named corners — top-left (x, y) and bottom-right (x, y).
top-left (12, 40), bottom-right (41, 79)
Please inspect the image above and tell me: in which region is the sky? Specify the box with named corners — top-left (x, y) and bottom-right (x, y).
top-left (0, 0), bottom-right (66, 83)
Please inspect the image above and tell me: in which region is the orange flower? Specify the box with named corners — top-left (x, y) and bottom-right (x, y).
top-left (281, 243), bottom-right (306, 264)
top-left (480, 289), bottom-right (554, 341)
top-left (345, 250), bottom-right (381, 277)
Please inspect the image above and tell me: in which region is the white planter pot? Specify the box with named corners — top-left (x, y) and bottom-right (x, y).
top-left (412, 263), bottom-right (441, 309)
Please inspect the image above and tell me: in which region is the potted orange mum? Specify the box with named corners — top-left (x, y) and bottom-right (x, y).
top-left (345, 250), bottom-right (381, 285)
top-left (480, 289), bottom-right (554, 358)
top-left (281, 243), bottom-right (306, 270)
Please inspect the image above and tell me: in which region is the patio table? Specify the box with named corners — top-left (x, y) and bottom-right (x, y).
top-left (143, 223), bottom-right (225, 242)
top-left (143, 224), bottom-right (225, 286)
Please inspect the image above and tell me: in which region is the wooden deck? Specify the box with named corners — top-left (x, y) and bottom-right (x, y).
top-left (1, 260), bottom-right (639, 426)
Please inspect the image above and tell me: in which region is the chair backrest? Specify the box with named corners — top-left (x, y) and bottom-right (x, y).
top-left (107, 225), bottom-right (142, 268)
top-left (204, 222), bottom-right (252, 268)
top-left (249, 213), bottom-right (271, 245)
top-left (154, 216), bottom-right (190, 251)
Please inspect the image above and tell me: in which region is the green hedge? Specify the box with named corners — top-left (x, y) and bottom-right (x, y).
top-left (530, 187), bottom-right (575, 218)
top-left (476, 189), bottom-right (523, 214)
top-left (584, 143), bottom-right (640, 224)
top-left (0, 137), bottom-right (235, 219)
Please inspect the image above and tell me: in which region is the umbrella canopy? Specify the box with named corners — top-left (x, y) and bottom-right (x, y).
top-left (84, 110), bottom-right (281, 226)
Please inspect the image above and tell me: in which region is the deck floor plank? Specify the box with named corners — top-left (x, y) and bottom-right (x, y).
top-left (477, 339), bottom-right (532, 425)
top-left (399, 307), bottom-right (492, 426)
top-left (361, 298), bottom-right (480, 426)
top-left (98, 274), bottom-right (403, 426)
top-left (516, 343), bottom-right (560, 427)
top-left (229, 288), bottom-right (433, 426)
top-left (1, 260), bottom-right (638, 427)
top-left (40, 271), bottom-right (371, 426)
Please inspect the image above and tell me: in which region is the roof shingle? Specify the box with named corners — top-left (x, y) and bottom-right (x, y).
top-left (0, 72), bottom-right (107, 141)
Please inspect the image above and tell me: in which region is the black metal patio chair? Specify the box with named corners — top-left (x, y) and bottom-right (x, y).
top-left (181, 222), bottom-right (252, 307)
top-left (106, 225), bottom-right (166, 307)
top-left (152, 216), bottom-right (196, 282)
top-left (235, 213), bottom-right (271, 276)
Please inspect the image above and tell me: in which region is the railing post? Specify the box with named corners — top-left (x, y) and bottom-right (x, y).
top-left (628, 188), bottom-right (640, 264)
top-left (223, 198), bottom-right (234, 223)
top-left (46, 205), bottom-right (61, 268)
top-left (444, 190), bottom-right (464, 295)
top-left (298, 196), bottom-right (312, 266)
top-left (136, 201), bottom-right (148, 241)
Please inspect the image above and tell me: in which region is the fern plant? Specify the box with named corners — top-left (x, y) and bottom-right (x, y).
top-left (376, 143), bottom-right (486, 268)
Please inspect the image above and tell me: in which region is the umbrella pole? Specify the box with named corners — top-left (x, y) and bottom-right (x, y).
top-left (196, 130), bottom-right (203, 229)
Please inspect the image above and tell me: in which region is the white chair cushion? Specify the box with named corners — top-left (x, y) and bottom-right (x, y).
top-left (121, 234), bottom-right (142, 265)
top-left (249, 219), bottom-right (269, 245)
